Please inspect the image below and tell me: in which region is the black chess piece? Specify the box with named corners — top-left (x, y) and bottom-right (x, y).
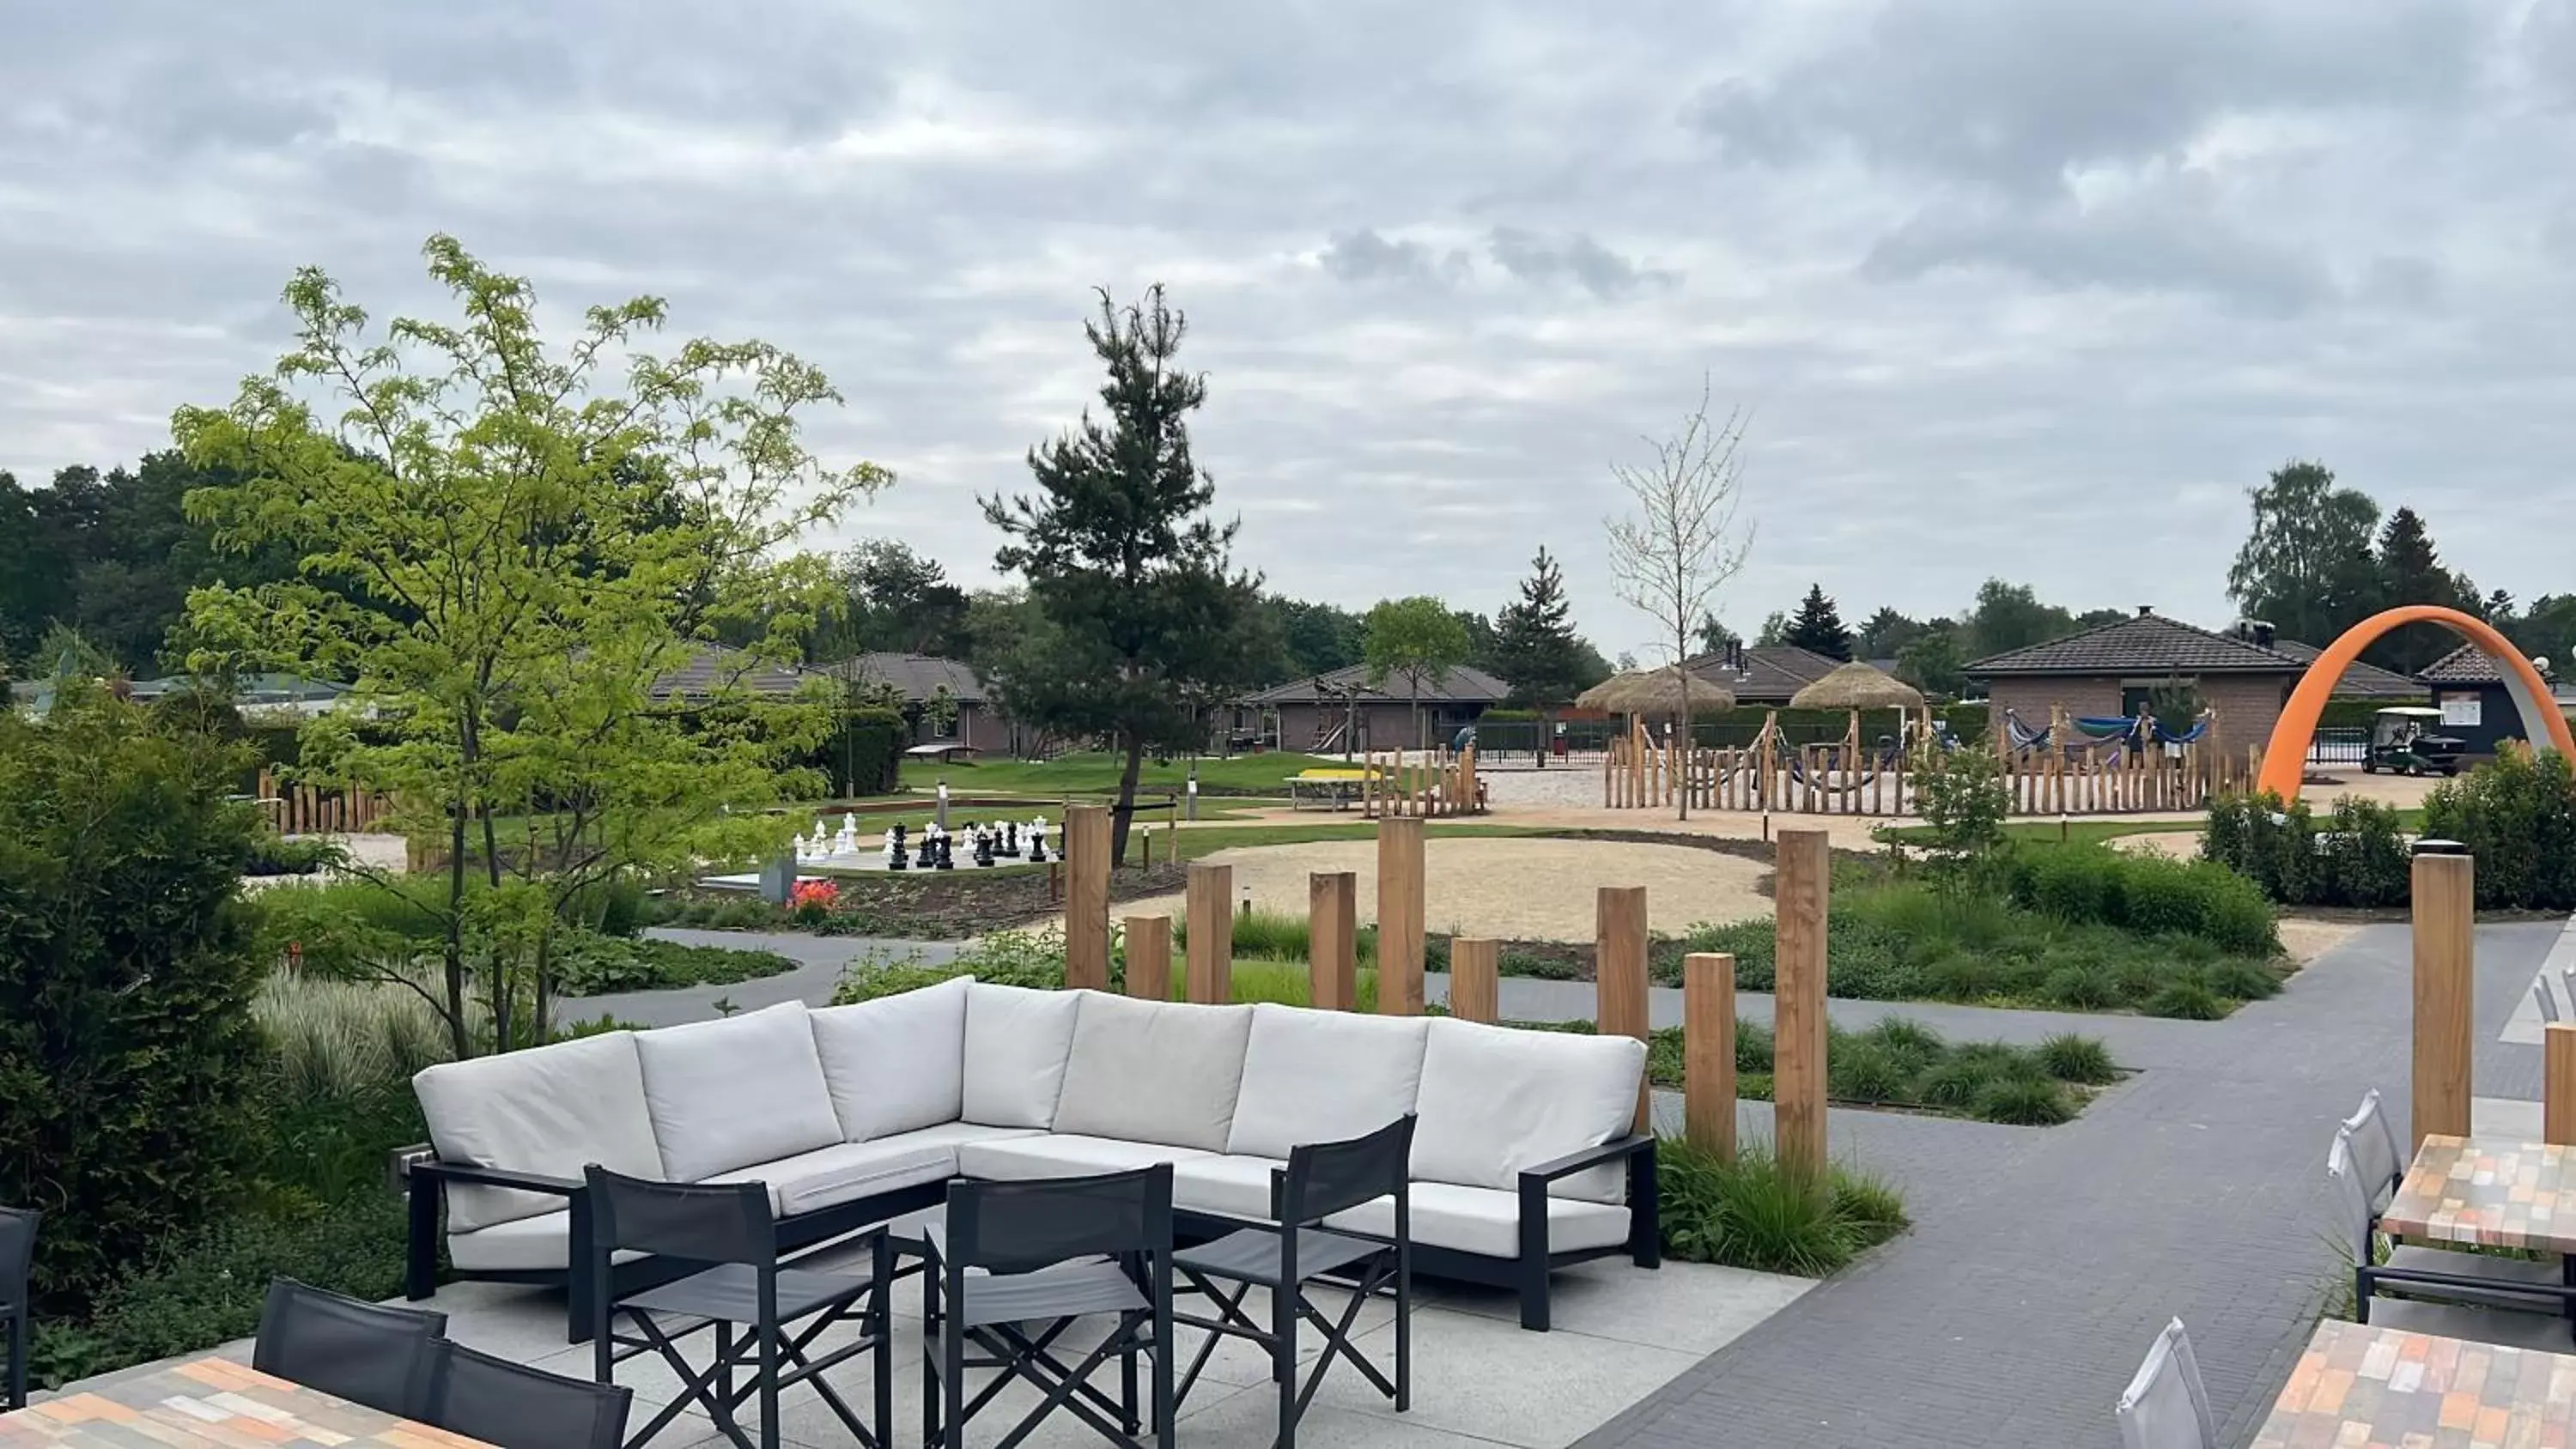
top-left (1003, 822), bottom-right (1021, 857)
top-left (1027, 828), bottom-right (1047, 864)
top-left (974, 829), bottom-right (994, 868)
top-left (934, 830), bottom-right (955, 870)
top-left (889, 823), bottom-right (908, 871)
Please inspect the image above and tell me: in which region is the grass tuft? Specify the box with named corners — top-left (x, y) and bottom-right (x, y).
top-left (1656, 1137), bottom-right (1909, 1276)
top-left (2036, 1034), bottom-right (2119, 1085)
top-left (1971, 1076), bottom-right (2077, 1125)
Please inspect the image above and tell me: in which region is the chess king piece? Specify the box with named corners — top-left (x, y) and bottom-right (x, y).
top-left (1026, 817), bottom-right (1048, 864)
top-left (1002, 821), bottom-right (1021, 858)
top-left (933, 825), bottom-right (955, 870)
top-left (831, 814), bottom-right (859, 857)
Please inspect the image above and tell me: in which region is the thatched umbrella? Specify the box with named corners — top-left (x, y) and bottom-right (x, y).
top-left (1576, 667), bottom-right (1737, 717)
top-left (1789, 661), bottom-right (1924, 712)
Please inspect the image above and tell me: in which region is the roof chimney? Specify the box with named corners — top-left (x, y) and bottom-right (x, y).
top-left (2252, 621), bottom-right (2275, 648)
top-left (2136, 604), bottom-right (2154, 617)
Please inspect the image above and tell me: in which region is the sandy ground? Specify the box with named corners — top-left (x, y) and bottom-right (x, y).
top-left (240, 831), bottom-right (408, 891)
top-left (2107, 830), bottom-right (2204, 858)
top-left (2278, 917), bottom-right (2363, 965)
top-left (1118, 836), bottom-right (1774, 943)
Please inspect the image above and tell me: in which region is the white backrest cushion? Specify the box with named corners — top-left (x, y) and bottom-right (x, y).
top-left (1052, 993), bottom-right (1256, 1151)
top-left (413, 1031), bottom-right (663, 1234)
top-left (1226, 1005), bottom-right (1430, 1159)
top-left (811, 975), bottom-right (971, 1140)
top-left (1410, 1016), bottom-right (1645, 1203)
top-left (961, 983), bottom-right (1082, 1129)
top-left (633, 1002), bottom-right (843, 1182)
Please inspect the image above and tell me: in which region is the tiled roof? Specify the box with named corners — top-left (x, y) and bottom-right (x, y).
top-left (1248, 663), bottom-right (1513, 706)
top-left (2267, 641), bottom-right (2421, 699)
top-left (2418, 643), bottom-right (2506, 685)
top-left (826, 652), bottom-right (987, 703)
top-left (650, 646), bottom-right (814, 700)
top-left (1965, 613), bottom-right (2305, 677)
top-left (1678, 644), bottom-right (1844, 703)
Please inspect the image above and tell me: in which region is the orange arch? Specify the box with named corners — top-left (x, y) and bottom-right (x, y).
top-left (2257, 604), bottom-right (2574, 802)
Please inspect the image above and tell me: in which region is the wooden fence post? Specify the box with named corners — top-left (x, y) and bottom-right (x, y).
top-left (1309, 871), bottom-right (1358, 1011)
top-left (2410, 849), bottom-right (2475, 1150)
top-left (1596, 886), bottom-right (1652, 1132)
top-left (1186, 862), bottom-right (1233, 1004)
top-left (2546, 1023), bottom-right (2576, 1148)
top-left (1450, 937), bottom-right (1499, 1024)
top-left (1063, 804), bottom-right (1112, 991)
top-left (1124, 915), bottom-right (1172, 1003)
top-left (1376, 818), bottom-right (1425, 1016)
top-left (1684, 953), bottom-right (1737, 1161)
top-left (1775, 828), bottom-right (1831, 1179)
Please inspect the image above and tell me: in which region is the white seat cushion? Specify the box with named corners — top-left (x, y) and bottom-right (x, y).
top-left (1224, 1005), bottom-right (1429, 1159)
top-left (447, 1211), bottom-right (646, 1274)
top-left (1051, 994), bottom-right (1255, 1151)
top-left (1171, 1154), bottom-right (1287, 1222)
top-left (811, 976), bottom-right (972, 1141)
top-left (962, 984), bottom-right (1083, 1129)
top-left (413, 1031), bottom-right (665, 1233)
top-left (634, 1002), bottom-right (845, 1182)
top-left (864, 1121), bottom-right (1047, 1153)
top-left (701, 1139), bottom-right (959, 1218)
top-left (1324, 1182), bottom-right (1631, 1259)
top-left (1411, 1017), bottom-right (1644, 1204)
top-left (955, 1133), bottom-right (1214, 1182)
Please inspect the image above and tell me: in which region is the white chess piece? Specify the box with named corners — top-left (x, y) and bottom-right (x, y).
top-left (808, 822), bottom-right (830, 861)
top-left (880, 829), bottom-right (898, 867)
top-left (832, 815), bottom-right (859, 857)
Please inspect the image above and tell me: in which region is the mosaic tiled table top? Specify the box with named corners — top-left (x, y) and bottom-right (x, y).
top-left (2251, 1319), bottom-right (2576, 1447)
top-left (0, 1355), bottom-right (495, 1447)
top-left (2383, 1133), bottom-right (2576, 1253)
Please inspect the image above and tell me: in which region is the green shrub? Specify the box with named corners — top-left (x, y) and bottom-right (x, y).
top-left (2036, 1034), bottom-right (2118, 1084)
top-left (1917, 1058), bottom-right (1992, 1108)
top-left (2199, 957), bottom-right (2283, 1002)
top-left (1973, 1076), bottom-right (2075, 1125)
top-left (2423, 749), bottom-right (2576, 910)
top-left (1856, 1017), bottom-right (1944, 1074)
top-left (551, 933), bottom-right (797, 996)
top-left (1655, 1137), bottom-right (1908, 1276)
top-left (244, 833), bottom-right (343, 877)
top-left (2041, 962), bottom-right (2122, 1009)
top-left (1826, 1043), bottom-right (1912, 1104)
top-left (1735, 1020), bottom-right (1777, 1074)
top-left (1498, 950), bottom-right (1582, 981)
top-left (2145, 979), bottom-right (2227, 1020)
top-left (2011, 845), bottom-right (2277, 955)
top-left (2320, 798), bottom-right (2411, 907)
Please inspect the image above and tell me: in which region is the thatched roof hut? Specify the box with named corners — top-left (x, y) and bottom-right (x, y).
top-left (1576, 668), bottom-right (1737, 716)
top-left (1789, 661), bottom-right (1924, 712)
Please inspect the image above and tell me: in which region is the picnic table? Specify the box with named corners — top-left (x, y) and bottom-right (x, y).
top-left (1285, 768), bottom-right (1370, 811)
top-left (2382, 1134), bottom-right (2576, 1256)
top-left (2250, 1318), bottom-right (2576, 1445)
top-left (0, 1355), bottom-right (495, 1447)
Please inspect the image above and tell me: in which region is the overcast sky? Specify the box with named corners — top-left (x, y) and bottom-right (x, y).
top-left (5, 2), bottom-right (2574, 658)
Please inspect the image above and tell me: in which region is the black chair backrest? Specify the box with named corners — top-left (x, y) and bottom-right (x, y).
top-left (0, 1207), bottom-right (36, 1307)
top-left (946, 1165), bottom-right (1174, 1276)
top-left (252, 1277), bottom-right (447, 1419)
top-left (428, 1338), bottom-right (632, 1449)
top-left (1277, 1115), bottom-right (1415, 1224)
top-left (584, 1165), bottom-right (775, 1266)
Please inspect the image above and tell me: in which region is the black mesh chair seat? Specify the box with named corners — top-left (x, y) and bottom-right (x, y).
top-left (1173, 1228), bottom-right (1382, 1288)
top-left (622, 1262), bottom-right (877, 1325)
top-left (428, 1338), bottom-right (631, 1449)
top-left (957, 1260), bottom-right (1149, 1327)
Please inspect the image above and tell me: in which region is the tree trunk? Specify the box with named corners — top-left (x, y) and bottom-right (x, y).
top-left (532, 927), bottom-right (553, 1050)
top-left (1111, 732), bottom-right (1145, 865)
top-left (442, 799), bottom-right (470, 1058)
top-left (1674, 640), bottom-right (1692, 822)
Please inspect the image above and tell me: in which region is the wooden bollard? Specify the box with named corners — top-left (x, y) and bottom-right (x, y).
top-left (1124, 916), bottom-right (1172, 1003)
top-left (1186, 862), bottom-right (1233, 1004)
top-left (1684, 953), bottom-right (1737, 1161)
top-left (1309, 872), bottom-right (1358, 1011)
top-left (1450, 938), bottom-right (1499, 1024)
top-left (1596, 886), bottom-right (1651, 1132)
top-left (1062, 805), bottom-right (1112, 991)
top-left (1377, 818), bottom-right (1425, 1016)
top-left (2547, 1022), bottom-right (2576, 1148)
top-left (1775, 828), bottom-right (1831, 1180)
top-left (2410, 850), bottom-right (2475, 1150)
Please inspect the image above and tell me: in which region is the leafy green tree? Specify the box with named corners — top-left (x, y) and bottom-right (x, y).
top-left (1694, 612), bottom-right (1741, 658)
top-left (2226, 460), bottom-right (2383, 646)
top-left (1856, 607), bottom-right (1926, 660)
top-left (178, 235), bottom-right (878, 1053)
top-left (813, 540), bottom-right (972, 662)
top-left (1490, 547), bottom-right (1594, 706)
top-left (1364, 596), bottom-right (1473, 747)
top-left (2513, 594), bottom-right (2576, 678)
top-left (1912, 732), bottom-right (2009, 895)
top-left (1783, 584), bottom-right (1852, 659)
top-left (982, 285), bottom-right (1270, 864)
top-left (1896, 624), bottom-right (1969, 698)
top-left (1754, 611), bottom-right (1789, 646)
top-left (1963, 579), bottom-right (2079, 658)
top-left (1266, 596), bottom-right (1366, 681)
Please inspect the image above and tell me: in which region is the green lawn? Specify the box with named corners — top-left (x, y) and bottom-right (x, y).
top-left (897, 750), bottom-right (1362, 799)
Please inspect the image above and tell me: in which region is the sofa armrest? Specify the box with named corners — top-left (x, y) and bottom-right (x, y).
top-left (404, 1154), bottom-right (586, 1197)
top-left (1517, 1134), bottom-right (1654, 1187)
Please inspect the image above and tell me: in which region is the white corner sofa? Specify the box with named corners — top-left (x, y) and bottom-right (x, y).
top-left (403, 978), bottom-right (1658, 1338)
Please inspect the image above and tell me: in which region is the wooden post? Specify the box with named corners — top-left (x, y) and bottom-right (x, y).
top-left (1376, 818), bottom-right (1425, 1015)
top-left (1450, 937), bottom-right (1500, 1024)
top-left (2409, 851), bottom-right (2475, 1150)
top-left (1775, 828), bottom-right (1831, 1180)
top-left (1309, 871), bottom-right (1358, 1011)
top-left (1596, 886), bottom-right (1652, 1131)
top-left (1684, 953), bottom-right (1737, 1161)
top-left (1063, 804), bottom-right (1112, 991)
top-left (1186, 862), bottom-right (1233, 1004)
top-left (1124, 915), bottom-right (1172, 1003)
top-left (2546, 1023), bottom-right (2576, 1148)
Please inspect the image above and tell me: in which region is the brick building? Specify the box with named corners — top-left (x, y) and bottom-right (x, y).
top-left (1248, 664), bottom-right (1512, 754)
top-left (1965, 608), bottom-right (2307, 754)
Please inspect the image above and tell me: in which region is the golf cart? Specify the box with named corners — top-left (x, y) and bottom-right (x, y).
top-left (2362, 706), bottom-right (2464, 776)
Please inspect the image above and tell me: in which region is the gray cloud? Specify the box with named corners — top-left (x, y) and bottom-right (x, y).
top-left (1318, 230), bottom-right (1470, 287)
top-left (1485, 228), bottom-right (1676, 298)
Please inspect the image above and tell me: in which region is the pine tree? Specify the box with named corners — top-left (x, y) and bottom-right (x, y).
top-left (2367, 506), bottom-right (2458, 673)
top-left (1783, 584), bottom-right (1853, 660)
top-left (1491, 547), bottom-right (1592, 706)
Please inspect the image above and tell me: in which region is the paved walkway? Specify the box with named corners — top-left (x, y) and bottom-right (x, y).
top-left (1579, 919), bottom-right (2567, 1449)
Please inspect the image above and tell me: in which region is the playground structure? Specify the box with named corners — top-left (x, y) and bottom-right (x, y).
top-left (1601, 706), bottom-right (2255, 815)
top-left (1359, 743), bottom-right (1485, 819)
top-left (255, 767), bottom-right (398, 834)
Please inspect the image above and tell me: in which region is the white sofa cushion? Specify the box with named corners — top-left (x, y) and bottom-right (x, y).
top-left (955, 1133), bottom-right (1213, 1182)
top-left (810, 976), bottom-right (972, 1141)
top-left (1325, 1181), bottom-right (1631, 1258)
top-left (633, 1003), bottom-right (843, 1183)
top-left (1051, 994), bottom-right (1256, 1151)
top-left (1411, 1017), bottom-right (1645, 1204)
top-left (701, 1139), bottom-right (957, 1218)
top-left (1171, 1155), bottom-right (1287, 1222)
top-left (865, 1121), bottom-right (1047, 1153)
top-left (1225, 1005), bottom-right (1430, 1159)
top-left (413, 1031), bottom-right (665, 1234)
top-left (962, 984), bottom-right (1082, 1128)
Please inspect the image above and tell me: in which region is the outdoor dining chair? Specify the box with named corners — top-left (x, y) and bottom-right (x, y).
top-left (2112, 1318), bottom-right (2215, 1449)
top-left (1, 1206), bottom-right (35, 1410)
top-left (1170, 1114), bottom-right (1415, 1449)
top-left (586, 1166), bottom-right (894, 1449)
top-left (2327, 1133), bottom-right (2571, 1344)
top-left (2535, 977), bottom-right (2562, 1025)
top-left (2340, 1088), bottom-right (2408, 1200)
top-left (428, 1338), bottom-right (632, 1449)
top-left (923, 1164), bottom-right (1175, 1449)
top-left (252, 1278), bottom-right (448, 1421)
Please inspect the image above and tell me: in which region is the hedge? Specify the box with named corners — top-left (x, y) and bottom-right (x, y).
top-left (2002, 844), bottom-right (2281, 955)
top-left (2206, 751), bottom-right (2576, 911)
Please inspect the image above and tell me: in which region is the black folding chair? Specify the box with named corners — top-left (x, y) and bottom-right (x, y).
top-left (252, 1277), bottom-right (447, 1420)
top-left (586, 1166), bottom-right (892, 1449)
top-left (428, 1338), bottom-right (632, 1449)
top-left (923, 1165), bottom-right (1175, 1449)
top-left (1, 1206), bottom-right (35, 1410)
top-left (1170, 1115), bottom-right (1413, 1449)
